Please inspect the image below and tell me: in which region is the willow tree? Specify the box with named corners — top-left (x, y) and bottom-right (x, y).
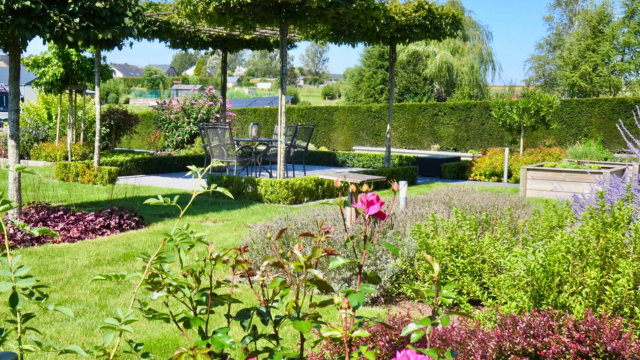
top-left (177, 0), bottom-right (375, 179)
top-left (144, 3), bottom-right (279, 123)
top-left (0, 0), bottom-right (74, 216)
top-left (64, 0), bottom-right (145, 166)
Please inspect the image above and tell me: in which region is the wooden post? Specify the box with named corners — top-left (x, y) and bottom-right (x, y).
top-left (519, 166), bottom-right (528, 197)
top-left (80, 89), bottom-right (86, 145)
top-left (94, 48), bottom-right (102, 167)
top-left (277, 20), bottom-right (289, 179)
top-left (67, 89), bottom-right (73, 161)
top-left (73, 90), bottom-right (77, 143)
top-left (384, 41), bottom-right (397, 169)
top-left (220, 48), bottom-right (228, 123)
top-left (56, 93), bottom-right (61, 146)
top-left (7, 41), bottom-right (22, 218)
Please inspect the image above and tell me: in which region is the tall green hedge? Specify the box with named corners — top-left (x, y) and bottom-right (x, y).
top-left (231, 97), bottom-right (640, 152)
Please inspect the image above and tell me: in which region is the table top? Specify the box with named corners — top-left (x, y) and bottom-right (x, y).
top-left (234, 138), bottom-right (278, 142)
top-left (318, 172), bottom-right (387, 184)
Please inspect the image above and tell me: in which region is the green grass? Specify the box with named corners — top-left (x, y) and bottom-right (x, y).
top-left (0, 168), bottom-right (524, 358)
top-left (255, 87), bottom-right (344, 106)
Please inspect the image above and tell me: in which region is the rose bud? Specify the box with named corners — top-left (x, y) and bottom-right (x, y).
top-left (392, 182), bottom-right (400, 193)
top-left (334, 178), bottom-right (341, 188)
top-left (349, 184), bottom-right (357, 193)
top-left (361, 183), bottom-right (371, 193)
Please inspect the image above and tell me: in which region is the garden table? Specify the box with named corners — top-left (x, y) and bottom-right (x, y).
top-left (318, 173), bottom-right (388, 224)
top-left (234, 138), bottom-right (279, 177)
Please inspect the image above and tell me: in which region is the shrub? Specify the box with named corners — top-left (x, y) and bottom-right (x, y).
top-left (311, 309), bottom-right (640, 360)
top-left (117, 111), bottom-right (165, 151)
top-left (287, 87), bottom-right (300, 105)
top-left (55, 161), bottom-right (118, 185)
top-left (441, 160), bottom-right (472, 180)
top-left (321, 84), bottom-right (341, 100)
top-left (399, 198), bottom-right (640, 320)
top-left (30, 138), bottom-right (91, 162)
top-left (507, 146), bottom-right (567, 183)
top-left (100, 106), bottom-right (140, 150)
top-left (305, 150), bottom-right (416, 168)
top-left (356, 166), bottom-right (419, 186)
top-left (469, 146), bottom-right (567, 183)
top-left (99, 154), bottom-right (205, 176)
top-left (568, 138), bottom-right (616, 161)
top-left (6, 203), bottom-right (144, 248)
top-left (20, 116), bottom-right (53, 159)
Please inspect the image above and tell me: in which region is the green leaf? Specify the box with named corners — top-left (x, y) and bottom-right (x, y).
top-left (60, 345), bottom-right (87, 356)
top-left (366, 273), bottom-right (382, 285)
top-left (410, 330), bottom-right (425, 343)
top-left (381, 242), bottom-right (399, 256)
top-left (54, 306), bottom-right (74, 318)
top-left (441, 314), bottom-right (450, 327)
top-left (16, 277), bottom-right (37, 288)
top-left (401, 322), bottom-right (423, 336)
top-left (321, 327), bottom-right (342, 338)
top-left (351, 329), bottom-right (370, 338)
top-left (13, 265), bottom-right (31, 277)
top-left (292, 320), bottom-right (312, 334)
top-left (0, 281), bottom-right (13, 292)
top-left (348, 292), bottom-right (365, 310)
top-left (9, 291), bottom-right (23, 310)
top-left (328, 256), bottom-right (353, 270)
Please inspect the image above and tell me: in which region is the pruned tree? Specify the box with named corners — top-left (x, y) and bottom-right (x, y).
top-left (301, 42), bottom-right (330, 78)
top-left (193, 57), bottom-right (207, 77)
top-left (492, 88), bottom-right (560, 154)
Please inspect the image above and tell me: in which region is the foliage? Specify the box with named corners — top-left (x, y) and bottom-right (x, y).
top-left (440, 160), bottom-right (472, 180)
top-left (152, 87), bottom-right (230, 150)
top-left (399, 198), bottom-right (640, 321)
top-left (244, 50), bottom-right (279, 79)
top-left (492, 88), bottom-right (561, 153)
top-left (100, 107), bottom-right (140, 151)
top-left (193, 57), bottom-right (207, 78)
top-left (115, 111), bottom-right (164, 151)
top-left (314, 309), bottom-right (640, 360)
top-left (286, 150), bottom-right (416, 169)
top-left (171, 50), bottom-right (202, 75)
top-left (543, 161), bottom-right (602, 170)
top-left (572, 173), bottom-right (640, 219)
top-left (101, 78), bottom-right (132, 105)
top-left (19, 117), bottom-right (53, 159)
top-left (287, 87), bottom-right (300, 105)
top-left (468, 146), bottom-right (566, 183)
top-left (301, 42), bottom-right (330, 77)
top-left (30, 138), bottom-right (91, 162)
top-left (99, 154), bottom-right (206, 176)
top-left (568, 138), bottom-right (615, 161)
top-left (525, 0), bottom-right (630, 98)
top-left (22, 43), bottom-right (112, 96)
top-left (356, 167), bottom-right (419, 186)
top-left (55, 162), bottom-right (119, 186)
top-left (143, 65), bottom-right (168, 90)
top-left (321, 84), bottom-right (341, 100)
top-left (233, 97), bottom-right (640, 152)
top-left (7, 203), bottom-right (144, 248)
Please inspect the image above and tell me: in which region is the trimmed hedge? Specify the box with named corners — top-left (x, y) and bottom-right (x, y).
top-left (231, 97), bottom-right (640, 152)
top-left (117, 112), bottom-right (164, 151)
top-left (206, 166), bottom-right (418, 204)
top-left (305, 150), bottom-right (416, 168)
top-left (100, 155), bottom-right (205, 176)
top-left (55, 162), bottom-right (118, 186)
top-left (441, 161), bottom-right (473, 180)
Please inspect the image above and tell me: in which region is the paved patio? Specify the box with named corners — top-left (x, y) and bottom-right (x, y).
top-left (116, 164), bottom-right (366, 190)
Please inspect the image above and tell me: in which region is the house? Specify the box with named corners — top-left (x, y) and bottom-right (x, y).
top-left (296, 76), bottom-right (304, 87)
top-left (183, 65), bottom-right (216, 77)
top-left (227, 76), bottom-right (239, 89)
top-left (0, 85), bottom-right (7, 120)
top-left (110, 63), bottom-right (144, 77)
top-left (149, 65), bottom-right (178, 77)
top-left (0, 66), bottom-right (38, 101)
top-left (171, 84), bottom-right (205, 98)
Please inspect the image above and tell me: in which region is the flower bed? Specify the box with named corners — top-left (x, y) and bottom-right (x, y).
top-left (6, 203), bottom-right (144, 248)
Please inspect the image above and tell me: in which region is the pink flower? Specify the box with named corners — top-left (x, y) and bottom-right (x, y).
top-left (208, 86), bottom-right (214, 92)
top-left (190, 87), bottom-right (194, 92)
top-left (208, 102), bottom-right (215, 105)
top-left (170, 115), bottom-right (176, 118)
top-left (391, 349), bottom-right (432, 360)
top-left (199, 113), bottom-right (203, 117)
top-left (392, 182), bottom-right (400, 192)
top-left (215, 114), bottom-right (221, 118)
top-left (190, 101), bottom-right (197, 105)
top-left (226, 112), bottom-right (237, 117)
top-left (334, 179), bottom-right (341, 188)
top-left (322, 226), bottom-right (335, 233)
top-left (352, 193), bottom-right (387, 221)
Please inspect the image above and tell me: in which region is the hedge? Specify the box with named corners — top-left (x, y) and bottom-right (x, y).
top-left (206, 166), bottom-right (418, 204)
top-left (356, 166), bottom-right (419, 186)
top-left (117, 112), bottom-right (164, 151)
top-left (55, 162), bottom-right (119, 186)
top-left (305, 150), bottom-right (416, 168)
top-left (441, 161), bottom-right (473, 180)
top-left (229, 97), bottom-right (640, 153)
top-left (100, 154), bottom-right (205, 176)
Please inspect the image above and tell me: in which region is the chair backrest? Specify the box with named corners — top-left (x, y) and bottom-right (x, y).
top-left (198, 123), bottom-right (212, 156)
top-left (273, 124), bottom-right (298, 144)
top-left (293, 124), bottom-right (316, 152)
top-left (202, 123), bottom-right (238, 160)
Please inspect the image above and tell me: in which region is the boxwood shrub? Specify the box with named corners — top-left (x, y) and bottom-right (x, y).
top-left (100, 155), bottom-right (205, 176)
top-left (305, 150), bottom-right (416, 168)
top-left (55, 162), bottom-right (118, 186)
top-left (441, 161), bottom-right (473, 180)
top-left (206, 166), bottom-right (418, 204)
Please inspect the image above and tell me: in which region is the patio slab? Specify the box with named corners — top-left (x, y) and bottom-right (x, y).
top-left (116, 164), bottom-right (366, 191)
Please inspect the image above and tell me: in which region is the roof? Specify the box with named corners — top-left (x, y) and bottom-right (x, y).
top-left (110, 63), bottom-right (144, 77)
top-left (0, 67), bottom-right (38, 86)
top-left (171, 84), bottom-right (205, 90)
top-left (230, 96), bottom-right (294, 108)
top-left (227, 76), bottom-right (239, 83)
top-left (149, 64), bottom-right (172, 72)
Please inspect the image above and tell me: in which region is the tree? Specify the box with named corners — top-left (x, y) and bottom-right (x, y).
top-left (301, 42), bottom-right (330, 77)
top-left (619, 0), bottom-right (640, 91)
top-left (171, 50), bottom-right (201, 74)
top-left (492, 88), bottom-right (560, 155)
top-left (144, 65), bottom-right (168, 89)
top-left (193, 58), bottom-right (207, 77)
top-left (245, 50), bottom-right (279, 78)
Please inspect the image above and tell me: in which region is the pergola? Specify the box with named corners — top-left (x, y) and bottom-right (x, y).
top-left (144, 6), bottom-right (299, 178)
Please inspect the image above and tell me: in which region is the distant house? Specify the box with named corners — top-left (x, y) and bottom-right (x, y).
top-left (0, 66), bottom-right (38, 101)
top-left (183, 65), bottom-right (216, 77)
top-left (110, 63), bottom-right (144, 78)
top-left (249, 78), bottom-right (276, 83)
top-left (149, 65), bottom-right (178, 77)
top-left (171, 84), bottom-right (205, 98)
top-left (296, 76), bottom-right (304, 87)
top-left (227, 76), bottom-right (239, 88)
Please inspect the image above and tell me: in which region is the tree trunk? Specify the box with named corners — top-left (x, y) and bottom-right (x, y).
top-left (94, 49), bottom-right (102, 167)
top-left (7, 41), bottom-right (22, 218)
top-left (67, 89), bottom-right (72, 161)
top-left (277, 20), bottom-right (289, 179)
top-left (80, 89), bottom-right (86, 145)
top-left (384, 41), bottom-right (397, 168)
top-left (56, 93), bottom-right (62, 145)
top-left (220, 48), bottom-right (228, 123)
top-left (73, 90), bottom-right (77, 143)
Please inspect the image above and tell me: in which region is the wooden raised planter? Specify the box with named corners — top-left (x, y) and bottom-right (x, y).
top-left (520, 162), bottom-right (627, 200)
top-left (563, 159), bottom-right (639, 183)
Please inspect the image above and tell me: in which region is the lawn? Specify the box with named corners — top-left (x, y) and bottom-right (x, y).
top-left (0, 167), bottom-right (520, 358)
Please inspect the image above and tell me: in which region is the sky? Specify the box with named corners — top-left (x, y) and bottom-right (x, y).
top-left (24, 0), bottom-right (549, 84)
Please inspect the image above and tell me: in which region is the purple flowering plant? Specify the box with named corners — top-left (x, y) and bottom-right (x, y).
top-left (151, 86), bottom-right (236, 150)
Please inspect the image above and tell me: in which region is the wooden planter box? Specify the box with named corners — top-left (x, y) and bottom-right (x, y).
top-left (563, 159), bottom-right (640, 183)
top-left (520, 162), bottom-right (627, 200)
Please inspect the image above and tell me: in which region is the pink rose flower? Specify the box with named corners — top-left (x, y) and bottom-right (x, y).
top-left (352, 192), bottom-right (387, 221)
top-left (208, 86), bottom-right (214, 92)
top-left (190, 87), bottom-right (194, 92)
top-left (226, 112), bottom-right (237, 117)
top-left (199, 113), bottom-right (203, 117)
top-left (391, 349), bottom-right (432, 360)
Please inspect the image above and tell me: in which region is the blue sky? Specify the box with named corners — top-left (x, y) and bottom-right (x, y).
top-left (25, 1), bottom-right (549, 84)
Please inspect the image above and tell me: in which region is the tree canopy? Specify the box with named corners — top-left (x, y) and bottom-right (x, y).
top-left (301, 42), bottom-right (330, 77)
top-left (171, 50), bottom-right (201, 74)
